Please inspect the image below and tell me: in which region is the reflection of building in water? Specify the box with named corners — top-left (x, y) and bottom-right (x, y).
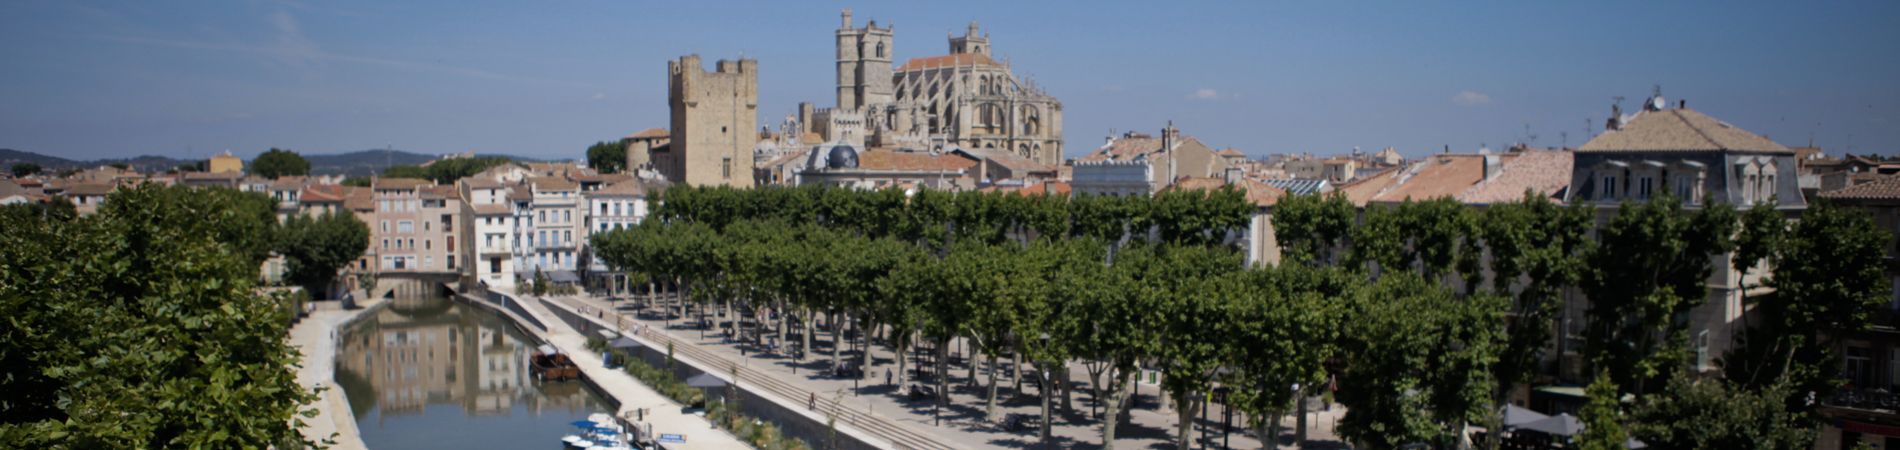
top-left (336, 298), bottom-right (604, 419)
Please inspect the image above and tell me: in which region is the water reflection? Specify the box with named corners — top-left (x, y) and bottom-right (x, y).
top-left (337, 290), bottom-right (611, 449)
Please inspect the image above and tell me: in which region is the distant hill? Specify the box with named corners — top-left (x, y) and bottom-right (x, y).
top-left (1, 148), bottom-right (563, 177)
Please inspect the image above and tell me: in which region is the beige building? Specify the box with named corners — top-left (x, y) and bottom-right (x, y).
top-left (370, 178), bottom-right (461, 274)
top-left (1071, 124), bottom-right (1232, 196)
top-left (209, 151), bottom-right (243, 174)
top-left (803, 10), bottom-right (1064, 165)
top-left (657, 55), bottom-right (757, 188)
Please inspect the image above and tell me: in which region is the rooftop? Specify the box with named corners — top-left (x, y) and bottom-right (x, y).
top-left (1579, 108), bottom-right (1790, 153)
top-left (1820, 174), bottom-right (1900, 201)
top-left (897, 53), bottom-right (999, 72)
top-left (627, 128), bottom-right (669, 139)
top-left (857, 150), bottom-right (979, 172)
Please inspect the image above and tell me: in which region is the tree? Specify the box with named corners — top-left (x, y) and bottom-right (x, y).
top-left (1576, 370), bottom-right (1627, 450)
top-left (588, 140), bottom-right (628, 174)
top-left (1631, 374), bottom-right (1813, 450)
top-left (1581, 194), bottom-right (1734, 396)
top-left (1727, 202), bottom-right (1891, 398)
top-left (0, 184), bottom-right (316, 447)
top-left (1335, 274), bottom-right (1507, 449)
top-left (341, 176), bottom-right (372, 187)
top-left (1478, 193), bottom-right (1592, 442)
top-left (251, 148), bottom-right (311, 179)
top-left (381, 164), bottom-right (430, 180)
top-left (98, 184), bottom-right (278, 265)
top-left (10, 162), bottom-right (41, 177)
top-left (1225, 264), bottom-right (1351, 447)
top-left (278, 211), bottom-right (370, 299)
top-left (1150, 245), bottom-right (1244, 450)
top-left (1272, 191), bottom-right (1356, 266)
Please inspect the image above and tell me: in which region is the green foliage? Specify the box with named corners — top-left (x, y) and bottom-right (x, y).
top-left (10, 162), bottom-right (41, 177)
top-left (380, 156), bottom-right (511, 184)
top-left (1223, 265), bottom-right (1350, 428)
top-left (1581, 194), bottom-right (1735, 396)
top-left (1272, 191), bottom-right (1356, 265)
top-left (589, 343), bottom-right (705, 407)
top-left (341, 176), bottom-right (372, 187)
top-left (278, 211), bottom-right (369, 299)
top-left (587, 140), bottom-right (627, 174)
top-left (99, 184), bottom-right (279, 265)
top-left (0, 184), bottom-right (315, 447)
top-left (251, 148), bottom-right (311, 179)
top-left (1727, 202), bottom-right (1891, 396)
top-left (1577, 370), bottom-right (1627, 450)
top-left (1631, 374), bottom-right (1813, 450)
top-left (1334, 274), bottom-right (1507, 449)
top-left (1480, 194), bottom-right (1592, 389)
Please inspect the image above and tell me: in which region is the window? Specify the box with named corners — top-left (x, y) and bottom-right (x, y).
top-left (723, 157), bottom-right (732, 179)
top-left (424, 221), bottom-right (430, 232)
top-left (1638, 177), bottom-right (1654, 199)
top-left (1675, 175), bottom-right (1694, 199)
top-left (1601, 176), bottom-right (1617, 199)
top-left (381, 221), bottom-right (389, 233)
top-left (382, 239), bottom-right (389, 249)
top-left (490, 258), bottom-right (502, 274)
top-left (446, 236), bottom-right (454, 252)
top-left (564, 230), bottom-right (572, 244)
top-left (564, 211), bottom-right (571, 222)
top-left (397, 221), bottom-right (414, 233)
top-left (425, 240), bottom-right (431, 250)
top-left (442, 214), bottom-right (452, 232)
top-left (1848, 346), bottom-right (1875, 387)
top-left (601, 203), bottom-right (609, 215)
top-left (425, 256), bottom-right (434, 269)
top-left (447, 255), bottom-right (455, 270)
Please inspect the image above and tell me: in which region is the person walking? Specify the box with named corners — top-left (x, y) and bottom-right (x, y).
top-left (808, 392), bottom-right (817, 410)
top-left (885, 368), bottom-right (893, 386)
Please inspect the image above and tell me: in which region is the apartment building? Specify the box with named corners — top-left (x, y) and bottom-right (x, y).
top-left (523, 176), bottom-right (581, 275)
top-left (371, 178), bottom-right (461, 274)
top-left (583, 179), bottom-right (653, 292)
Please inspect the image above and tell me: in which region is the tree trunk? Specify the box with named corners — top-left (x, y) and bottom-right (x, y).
top-left (1101, 368), bottom-right (1135, 450)
top-left (1060, 365), bottom-right (1075, 414)
top-left (1175, 391), bottom-right (1196, 450)
top-left (937, 336), bottom-right (951, 424)
top-left (1013, 350), bottom-right (1024, 394)
top-left (967, 338), bottom-right (980, 389)
top-left (986, 353), bottom-right (1001, 421)
top-left (858, 319), bottom-right (874, 377)
top-left (1295, 385), bottom-right (1308, 449)
top-left (801, 307), bottom-right (813, 362)
top-left (831, 311), bottom-right (844, 374)
top-left (895, 331), bottom-right (910, 388)
top-left (1040, 364), bottom-right (1054, 448)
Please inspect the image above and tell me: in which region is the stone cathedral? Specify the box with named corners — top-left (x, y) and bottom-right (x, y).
top-left (794, 9), bottom-right (1064, 165)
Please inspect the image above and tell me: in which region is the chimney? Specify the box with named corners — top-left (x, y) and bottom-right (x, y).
top-left (1482, 154), bottom-right (1502, 182)
top-left (1679, 99), bottom-right (1686, 109)
top-left (1224, 166), bottom-right (1243, 184)
top-left (1606, 103), bottom-right (1624, 131)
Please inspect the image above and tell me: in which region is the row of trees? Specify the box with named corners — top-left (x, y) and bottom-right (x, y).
top-left (594, 184), bottom-right (1887, 449)
top-left (0, 184), bottom-right (371, 447)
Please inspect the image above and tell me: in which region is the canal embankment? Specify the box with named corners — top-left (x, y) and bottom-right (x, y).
top-left (289, 293), bottom-right (385, 450)
top-left (455, 290), bottom-right (752, 449)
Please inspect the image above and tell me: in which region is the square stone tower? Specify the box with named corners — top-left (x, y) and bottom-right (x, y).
top-left (664, 54), bottom-right (757, 188)
top-left (835, 8), bottom-right (894, 110)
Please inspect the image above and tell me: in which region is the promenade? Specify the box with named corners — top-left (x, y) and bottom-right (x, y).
top-left (557, 294), bottom-right (1350, 450)
top-left (476, 292), bottom-right (752, 449)
top-left (288, 296), bottom-right (382, 450)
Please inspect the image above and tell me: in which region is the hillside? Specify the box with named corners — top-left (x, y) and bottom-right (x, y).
top-left (1, 148), bottom-right (562, 177)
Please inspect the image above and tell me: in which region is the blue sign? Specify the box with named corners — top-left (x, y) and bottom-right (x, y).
top-left (658, 434), bottom-right (686, 443)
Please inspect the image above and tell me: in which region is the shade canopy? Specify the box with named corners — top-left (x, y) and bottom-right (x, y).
top-left (1517, 413), bottom-right (1583, 436)
top-left (610, 337), bottom-right (644, 350)
top-left (686, 372), bottom-right (729, 388)
top-left (1502, 404), bottom-right (1550, 427)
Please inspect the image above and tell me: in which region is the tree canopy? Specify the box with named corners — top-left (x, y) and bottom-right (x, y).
top-left (278, 210), bottom-right (370, 299)
top-left (587, 140), bottom-right (628, 174)
top-left (251, 148), bottom-right (311, 179)
top-left (0, 184), bottom-right (314, 447)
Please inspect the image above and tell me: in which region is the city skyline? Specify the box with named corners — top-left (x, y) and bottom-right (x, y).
top-left (3, 0), bottom-right (1897, 162)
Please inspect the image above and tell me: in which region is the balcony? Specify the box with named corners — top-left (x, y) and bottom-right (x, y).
top-left (1826, 387), bottom-right (1900, 414)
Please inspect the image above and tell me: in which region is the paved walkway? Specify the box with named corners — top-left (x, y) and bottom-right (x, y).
top-left (491, 293), bottom-right (751, 449)
top-left (288, 296), bottom-right (383, 450)
top-left (559, 294), bottom-right (1352, 450)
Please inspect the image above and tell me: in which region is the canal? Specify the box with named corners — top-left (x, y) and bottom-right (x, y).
top-left (336, 291), bottom-right (614, 449)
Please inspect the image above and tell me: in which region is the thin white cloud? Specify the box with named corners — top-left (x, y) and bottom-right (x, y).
top-left (1452, 90), bottom-right (1492, 106)
top-left (1189, 88), bottom-right (1220, 100)
top-left (591, 92), bottom-right (608, 101)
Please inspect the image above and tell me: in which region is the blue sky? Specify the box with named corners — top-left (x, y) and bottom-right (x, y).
top-left (3, 0), bottom-right (1897, 161)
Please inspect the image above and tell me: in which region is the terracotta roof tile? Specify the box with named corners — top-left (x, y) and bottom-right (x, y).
top-left (627, 128), bottom-right (669, 139)
top-left (1579, 108), bottom-right (1790, 153)
top-left (856, 150), bottom-right (979, 172)
top-left (471, 204), bottom-right (514, 215)
top-left (300, 184), bottom-right (345, 203)
top-left (373, 178), bottom-right (430, 190)
top-left (1456, 150), bottom-right (1574, 204)
top-left (1161, 177), bottom-right (1286, 207)
top-left (1820, 174), bottom-right (1900, 201)
top-left (897, 53), bottom-right (999, 72)
top-left (344, 187), bottom-right (374, 210)
top-left (529, 176), bottom-right (578, 191)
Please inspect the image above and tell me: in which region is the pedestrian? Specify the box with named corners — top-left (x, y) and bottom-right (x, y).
top-left (886, 368), bottom-right (892, 386)
top-left (808, 392), bottom-right (816, 410)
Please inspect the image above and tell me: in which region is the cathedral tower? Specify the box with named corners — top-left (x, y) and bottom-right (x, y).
top-left (835, 8), bottom-right (893, 110)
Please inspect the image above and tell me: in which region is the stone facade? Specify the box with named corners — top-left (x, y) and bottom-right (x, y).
top-left (659, 55), bottom-right (757, 188)
top-left (809, 9), bottom-right (1063, 165)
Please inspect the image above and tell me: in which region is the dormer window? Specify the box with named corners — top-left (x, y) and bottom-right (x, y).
top-left (1602, 175), bottom-right (1618, 200)
top-left (1638, 176), bottom-right (1654, 200)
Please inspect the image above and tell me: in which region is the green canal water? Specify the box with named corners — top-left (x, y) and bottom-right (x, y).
top-left (335, 292), bottom-right (613, 449)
